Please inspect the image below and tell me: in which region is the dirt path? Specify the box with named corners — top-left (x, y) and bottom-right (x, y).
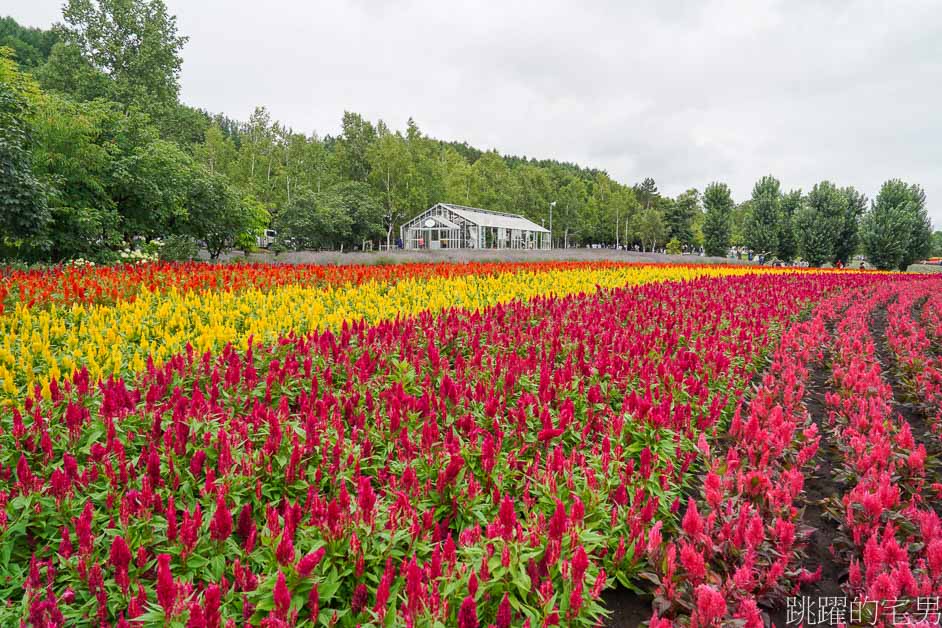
top-left (212, 248), bottom-right (758, 267)
top-left (871, 302), bottom-right (942, 482)
top-left (764, 354), bottom-right (847, 627)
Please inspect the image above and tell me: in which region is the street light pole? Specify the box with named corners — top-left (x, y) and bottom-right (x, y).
top-left (549, 201), bottom-right (556, 249)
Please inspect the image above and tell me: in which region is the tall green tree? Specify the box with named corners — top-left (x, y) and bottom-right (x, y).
top-left (556, 178), bottom-right (587, 248)
top-left (861, 179), bottom-right (932, 270)
top-left (664, 188), bottom-right (700, 246)
top-left (31, 94), bottom-right (121, 259)
top-left (367, 130), bottom-right (412, 249)
top-left (776, 189), bottom-right (801, 261)
top-left (932, 231), bottom-right (942, 257)
top-left (0, 16), bottom-right (59, 69)
top-left (57, 0), bottom-right (187, 118)
top-left (0, 49), bottom-right (51, 258)
top-left (634, 208), bottom-right (666, 252)
top-left (324, 181), bottom-right (384, 250)
top-left (833, 186), bottom-right (866, 265)
top-left (184, 167), bottom-right (253, 259)
top-left (702, 182), bottom-right (733, 257)
top-left (335, 111), bottom-right (376, 182)
top-left (795, 181), bottom-right (847, 266)
top-left (745, 175), bottom-right (780, 256)
top-left (634, 177), bottom-right (659, 210)
top-left (36, 40), bottom-right (110, 101)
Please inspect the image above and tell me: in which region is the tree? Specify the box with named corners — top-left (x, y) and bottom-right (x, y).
top-left (556, 179), bottom-right (588, 248)
top-left (861, 179), bottom-right (932, 270)
top-left (634, 177), bottom-right (659, 210)
top-left (796, 181), bottom-right (847, 267)
top-left (898, 184), bottom-right (932, 270)
top-left (0, 49), bottom-right (51, 258)
top-left (634, 208), bottom-right (666, 252)
top-left (745, 175), bottom-right (780, 256)
top-left (664, 188), bottom-right (699, 245)
top-left (31, 94), bottom-right (121, 260)
top-left (833, 186), bottom-right (866, 265)
top-left (0, 16), bottom-right (59, 69)
top-left (275, 190), bottom-right (348, 251)
top-left (195, 124), bottom-right (238, 179)
top-left (366, 131), bottom-right (411, 249)
top-left (326, 181), bottom-right (384, 250)
top-left (57, 0), bottom-right (188, 117)
top-left (860, 195), bottom-right (910, 270)
top-left (702, 182), bottom-right (733, 257)
top-left (932, 231), bottom-right (942, 257)
top-left (335, 111), bottom-right (376, 182)
top-left (776, 190), bottom-right (801, 261)
top-left (36, 41), bottom-right (111, 102)
top-left (184, 167), bottom-right (256, 259)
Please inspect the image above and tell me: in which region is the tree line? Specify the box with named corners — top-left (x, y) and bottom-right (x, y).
top-left (1, 5), bottom-right (938, 268)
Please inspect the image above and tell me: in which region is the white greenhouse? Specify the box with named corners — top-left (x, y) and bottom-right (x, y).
top-left (400, 203), bottom-right (550, 250)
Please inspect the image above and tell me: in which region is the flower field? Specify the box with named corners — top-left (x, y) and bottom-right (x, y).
top-left (3, 260), bottom-right (942, 627)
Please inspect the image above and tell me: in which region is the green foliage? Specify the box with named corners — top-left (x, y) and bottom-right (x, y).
top-left (335, 111), bottom-right (376, 182)
top-left (745, 175), bottom-right (780, 255)
top-left (183, 166), bottom-right (247, 259)
top-left (634, 208), bottom-right (667, 251)
top-left (58, 0), bottom-right (188, 117)
top-left (634, 177), bottom-right (658, 210)
top-left (0, 50), bottom-right (50, 258)
top-left (322, 181), bottom-right (384, 250)
top-left (796, 181), bottom-right (847, 267)
top-left (775, 190), bottom-right (801, 261)
top-left (664, 188), bottom-right (700, 245)
top-left (932, 231), bottom-right (942, 257)
top-left (158, 233), bottom-right (198, 261)
top-left (31, 94), bottom-right (120, 260)
top-left (861, 179), bottom-right (932, 270)
top-left (0, 16), bottom-right (59, 69)
top-left (666, 238), bottom-right (682, 255)
top-left (702, 182), bottom-right (733, 257)
top-left (833, 186), bottom-right (866, 265)
top-left (273, 182), bottom-right (379, 251)
top-left (35, 41), bottom-right (110, 101)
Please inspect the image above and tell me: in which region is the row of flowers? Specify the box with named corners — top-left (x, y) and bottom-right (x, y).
top-left (1, 261), bottom-right (828, 313)
top-left (823, 280), bottom-right (942, 625)
top-left (642, 279), bottom-right (886, 627)
top-left (886, 284), bottom-right (942, 430)
top-left (0, 263), bottom-right (794, 408)
top-left (5, 273), bottom-right (865, 626)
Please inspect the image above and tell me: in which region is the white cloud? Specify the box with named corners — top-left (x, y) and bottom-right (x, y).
top-left (9, 0), bottom-right (942, 227)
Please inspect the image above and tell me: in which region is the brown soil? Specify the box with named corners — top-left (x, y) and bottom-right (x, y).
top-left (764, 358), bottom-right (847, 627)
top-left (600, 587), bottom-right (654, 627)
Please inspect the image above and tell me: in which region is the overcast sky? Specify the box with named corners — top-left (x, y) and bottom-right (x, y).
top-left (10, 0), bottom-right (942, 227)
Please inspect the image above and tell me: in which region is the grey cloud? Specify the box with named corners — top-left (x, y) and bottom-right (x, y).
top-left (10, 0), bottom-right (942, 226)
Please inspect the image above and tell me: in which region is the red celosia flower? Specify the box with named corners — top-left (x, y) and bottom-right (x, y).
top-left (694, 584), bottom-right (727, 625)
top-left (351, 583), bottom-right (368, 615)
top-left (457, 594), bottom-right (478, 628)
top-left (156, 554), bottom-right (176, 615)
top-left (496, 592), bottom-right (512, 628)
top-left (273, 570), bottom-right (291, 618)
top-left (296, 548), bottom-right (326, 577)
top-left (109, 536), bottom-right (132, 591)
top-left (209, 493), bottom-right (233, 542)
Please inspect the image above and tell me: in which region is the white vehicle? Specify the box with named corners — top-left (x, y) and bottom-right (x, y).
top-left (256, 229), bottom-right (277, 248)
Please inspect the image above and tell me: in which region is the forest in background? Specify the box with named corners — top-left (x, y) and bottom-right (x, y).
top-left (1, 3), bottom-right (939, 269)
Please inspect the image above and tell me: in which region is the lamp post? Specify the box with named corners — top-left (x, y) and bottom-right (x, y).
top-left (549, 201), bottom-right (556, 249)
